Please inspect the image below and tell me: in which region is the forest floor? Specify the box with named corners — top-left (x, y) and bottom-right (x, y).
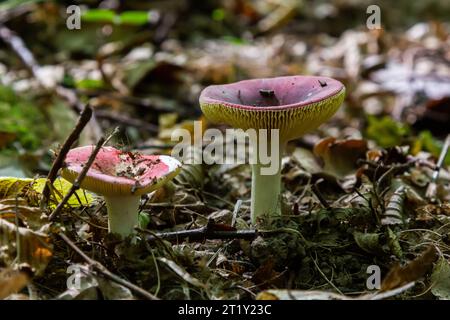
top-left (0, 1), bottom-right (450, 300)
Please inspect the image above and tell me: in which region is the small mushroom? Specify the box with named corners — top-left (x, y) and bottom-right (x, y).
top-left (61, 146), bottom-right (181, 237)
top-left (200, 75), bottom-right (345, 224)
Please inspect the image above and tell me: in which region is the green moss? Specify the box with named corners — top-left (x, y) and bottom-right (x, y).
top-left (0, 85), bottom-right (48, 151)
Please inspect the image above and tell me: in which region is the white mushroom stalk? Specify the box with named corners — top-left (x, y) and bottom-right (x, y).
top-left (250, 145), bottom-right (283, 223)
top-left (104, 195), bottom-right (141, 237)
top-left (199, 75), bottom-right (345, 225)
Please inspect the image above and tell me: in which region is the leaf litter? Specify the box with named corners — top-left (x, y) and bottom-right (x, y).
top-left (0, 1), bottom-right (450, 300)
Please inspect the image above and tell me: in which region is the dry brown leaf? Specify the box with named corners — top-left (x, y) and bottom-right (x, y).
top-left (313, 137), bottom-right (368, 178)
top-left (0, 199), bottom-right (47, 229)
top-left (0, 219), bottom-right (52, 275)
top-left (381, 246), bottom-right (438, 291)
top-left (0, 267), bottom-right (31, 299)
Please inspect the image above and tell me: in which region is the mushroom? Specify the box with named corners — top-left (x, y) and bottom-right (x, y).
top-left (61, 146), bottom-right (181, 237)
top-left (199, 75), bottom-right (345, 224)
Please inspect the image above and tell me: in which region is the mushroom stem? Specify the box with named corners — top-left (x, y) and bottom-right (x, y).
top-left (104, 195), bottom-right (141, 237)
top-left (250, 141), bottom-right (284, 225)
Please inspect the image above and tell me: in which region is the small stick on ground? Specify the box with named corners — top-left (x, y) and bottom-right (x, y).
top-left (58, 232), bottom-right (158, 300)
top-left (139, 219), bottom-right (257, 243)
top-left (311, 179), bottom-right (330, 209)
top-left (40, 105), bottom-right (93, 208)
top-left (48, 128), bottom-right (118, 221)
top-left (426, 133), bottom-right (450, 201)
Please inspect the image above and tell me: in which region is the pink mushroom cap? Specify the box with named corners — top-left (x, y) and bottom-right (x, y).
top-left (61, 146), bottom-right (181, 196)
top-left (200, 75), bottom-right (345, 140)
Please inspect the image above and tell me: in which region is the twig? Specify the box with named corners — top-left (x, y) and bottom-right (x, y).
top-left (58, 232), bottom-right (158, 300)
top-left (0, 4), bottom-right (34, 23)
top-left (311, 251), bottom-right (343, 295)
top-left (48, 128), bottom-right (118, 221)
top-left (133, 143), bottom-right (176, 151)
top-left (0, 24), bottom-right (102, 141)
top-left (311, 179), bottom-right (330, 209)
top-left (139, 220), bottom-right (257, 243)
top-left (366, 282), bottom-right (415, 300)
top-left (40, 105), bottom-right (93, 208)
top-left (426, 133), bottom-right (450, 200)
top-left (145, 201), bottom-right (205, 208)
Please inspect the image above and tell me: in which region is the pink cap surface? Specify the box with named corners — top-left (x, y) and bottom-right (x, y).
top-left (199, 75), bottom-right (344, 111)
top-left (61, 146), bottom-right (181, 196)
top-left (200, 75), bottom-right (345, 140)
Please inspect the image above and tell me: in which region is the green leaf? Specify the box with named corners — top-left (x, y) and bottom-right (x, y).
top-left (82, 9), bottom-right (152, 26)
top-left (32, 178), bottom-right (95, 208)
top-left (138, 211), bottom-right (150, 229)
top-left (414, 131), bottom-right (450, 165)
top-left (118, 11), bottom-right (150, 26)
top-left (0, 177), bottom-right (94, 208)
top-left (212, 9), bottom-right (226, 21)
top-left (82, 9), bottom-right (116, 23)
top-left (0, 85), bottom-right (48, 151)
top-left (75, 79), bottom-right (105, 90)
top-left (386, 227), bottom-right (403, 258)
top-left (431, 258), bottom-right (450, 300)
top-left (354, 231), bottom-right (382, 254)
top-left (366, 116), bottom-right (410, 148)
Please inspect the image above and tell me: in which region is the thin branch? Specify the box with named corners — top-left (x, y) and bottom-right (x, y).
top-left (139, 220), bottom-right (257, 243)
top-left (58, 232), bottom-right (159, 300)
top-left (40, 105), bottom-right (93, 208)
top-left (311, 179), bottom-right (330, 209)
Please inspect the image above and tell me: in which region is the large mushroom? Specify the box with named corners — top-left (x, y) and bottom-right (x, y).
top-left (199, 75), bottom-right (345, 224)
top-left (61, 146), bottom-right (181, 237)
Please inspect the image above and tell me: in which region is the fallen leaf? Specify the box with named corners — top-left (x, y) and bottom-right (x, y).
top-left (313, 137), bottom-right (368, 178)
top-left (381, 246), bottom-right (438, 291)
top-left (0, 267), bottom-right (31, 299)
top-left (0, 177), bottom-right (94, 208)
top-left (0, 218), bottom-right (52, 274)
top-left (0, 199), bottom-right (47, 229)
top-left (158, 257), bottom-right (206, 289)
top-left (431, 258), bottom-right (450, 300)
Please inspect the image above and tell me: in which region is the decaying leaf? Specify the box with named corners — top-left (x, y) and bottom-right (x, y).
top-left (256, 283), bottom-right (416, 300)
top-left (57, 264), bottom-right (134, 300)
top-left (430, 258), bottom-right (450, 300)
top-left (382, 186), bottom-right (406, 225)
top-left (0, 177), bottom-right (94, 208)
top-left (0, 199), bottom-right (47, 230)
top-left (257, 289), bottom-right (349, 300)
top-left (0, 218), bottom-right (52, 275)
top-left (291, 147), bottom-right (322, 174)
top-left (251, 258), bottom-right (282, 289)
top-left (381, 246), bottom-right (438, 291)
top-left (0, 267), bottom-right (31, 299)
top-left (313, 137), bottom-right (368, 178)
top-left (158, 257), bottom-right (206, 289)
top-left (353, 231), bottom-right (383, 255)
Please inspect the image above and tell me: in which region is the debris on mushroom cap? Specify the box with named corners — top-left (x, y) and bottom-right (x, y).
top-left (61, 146), bottom-right (181, 196)
top-left (200, 75), bottom-right (345, 140)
